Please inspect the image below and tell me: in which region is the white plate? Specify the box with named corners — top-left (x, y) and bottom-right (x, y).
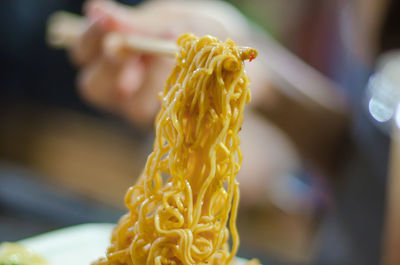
top-left (19, 223), bottom-right (248, 265)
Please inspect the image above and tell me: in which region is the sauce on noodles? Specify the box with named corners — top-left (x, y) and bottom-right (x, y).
top-left (93, 33), bottom-right (258, 265)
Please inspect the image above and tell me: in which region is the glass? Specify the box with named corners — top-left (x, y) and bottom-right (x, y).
top-left (368, 51), bottom-right (400, 265)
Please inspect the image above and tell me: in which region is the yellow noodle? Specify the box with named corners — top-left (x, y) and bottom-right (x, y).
top-left (93, 33), bottom-right (259, 265)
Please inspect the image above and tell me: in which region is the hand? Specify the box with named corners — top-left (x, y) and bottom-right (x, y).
top-left (69, 0), bottom-right (347, 209)
top-left (70, 0), bottom-right (262, 127)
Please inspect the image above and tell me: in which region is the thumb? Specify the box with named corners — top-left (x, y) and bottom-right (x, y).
top-left (84, 0), bottom-right (149, 35)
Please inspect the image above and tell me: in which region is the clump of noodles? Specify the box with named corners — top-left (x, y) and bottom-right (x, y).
top-left (93, 33), bottom-right (258, 265)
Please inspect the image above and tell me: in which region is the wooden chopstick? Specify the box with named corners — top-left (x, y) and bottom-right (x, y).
top-left (103, 32), bottom-right (176, 57)
top-left (47, 11), bottom-right (177, 56)
top-left (47, 11), bottom-right (85, 49)
top-left (46, 11), bottom-right (255, 60)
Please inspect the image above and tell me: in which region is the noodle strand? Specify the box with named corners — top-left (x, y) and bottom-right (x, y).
top-left (93, 33), bottom-right (259, 265)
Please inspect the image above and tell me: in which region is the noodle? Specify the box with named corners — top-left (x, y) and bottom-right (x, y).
top-left (93, 33), bottom-right (258, 265)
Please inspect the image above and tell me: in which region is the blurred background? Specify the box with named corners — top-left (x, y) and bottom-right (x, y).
top-left (1, 0), bottom-right (400, 264)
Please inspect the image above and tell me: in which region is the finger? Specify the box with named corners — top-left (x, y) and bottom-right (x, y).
top-left (116, 55), bottom-right (146, 98)
top-left (70, 20), bottom-right (104, 66)
top-left (78, 57), bottom-right (122, 111)
top-left (85, 0), bottom-right (145, 34)
top-left (71, 0), bottom-right (139, 66)
top-left (122, 56), bottom-right (173, 127)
